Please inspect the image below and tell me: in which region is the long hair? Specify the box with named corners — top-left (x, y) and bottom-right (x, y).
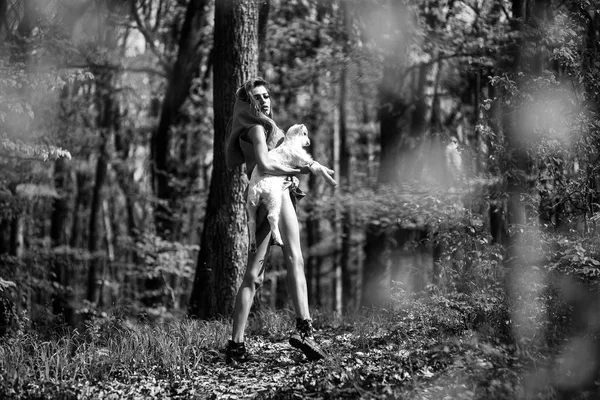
top-left (235, 77), bottom-right (279, 139)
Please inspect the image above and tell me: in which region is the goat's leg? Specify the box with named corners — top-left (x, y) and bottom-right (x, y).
top-left (246, 199), bottom-right (259, 253)
top-left (267, 193), bottom-right (284, 247)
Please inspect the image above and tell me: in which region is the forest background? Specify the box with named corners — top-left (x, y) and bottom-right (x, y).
top-left (1, 0), bottom-right (600, 399)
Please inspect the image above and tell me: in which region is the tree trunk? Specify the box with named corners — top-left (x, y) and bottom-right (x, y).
top-left (142, 0), bottom-right (212, 305)
top-left (332, 104), bottom-right (342, 314)
top-left (0, 0), bottom-right (6, 35)
top-left (8, 216), bottom-right (23, 258)
top-left (406, 50), bottom-right (439, 181)
top-left (306, 215), bottom-right (322, 307)
top-left (257, 0), bottom-right (271, 73)
top-left (113, 128), bottom-right (138, 239)
top-left (503, 0), bottom-right (545, 346)
top-left (188, 0), bottom-right (259, 319)
top-left (337, 2), bottom-right (354, 313)
top-left (0, 218), bottom-right (10, 254)
top-left (362, 64), bottom-right (405, 308)
top-left (362, 44), bottom-right (411, 308)
top-left (363, 2), bottom-right (448, 306)
top-left (151, 0), bottom-right (210, 240)
top-left (50, 156), bottom-right (76, 324)
top-left (87, 77), bottom-right (113, 305)
top-left (305, 80), bottom-right (327, 307)
top-left (70, 170), bottom-right (91, 249)
top-left (362, 225), bottom-right (392, 307)
top-left (376, 64), bottom-right (408, 185)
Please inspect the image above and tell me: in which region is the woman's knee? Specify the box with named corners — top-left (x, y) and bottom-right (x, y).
top-left (243, 270), bottom-right (265, 289)
top-left (285, 251), bottom-right (305, 275)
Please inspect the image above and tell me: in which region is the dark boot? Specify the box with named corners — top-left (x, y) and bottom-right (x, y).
top-left (226, 340), bottom-right (252, 365)
top-left (289, 318), bottom-right (327, 361)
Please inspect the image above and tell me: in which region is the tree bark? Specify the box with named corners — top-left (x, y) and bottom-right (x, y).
top-left (188, 0), bottom-right (259, 319)
top-left (257, 0), bottom-right (270, 72)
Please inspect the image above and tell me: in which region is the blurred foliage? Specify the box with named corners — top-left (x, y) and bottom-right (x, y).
top-left (0, 0), bottom-right (599, 397)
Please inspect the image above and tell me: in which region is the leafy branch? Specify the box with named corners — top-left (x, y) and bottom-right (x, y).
top-left (0, 138), bottom-right (71, 162)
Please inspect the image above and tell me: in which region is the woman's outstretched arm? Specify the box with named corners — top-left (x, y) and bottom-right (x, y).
top-left (248, 125), bottom-right (337, 186)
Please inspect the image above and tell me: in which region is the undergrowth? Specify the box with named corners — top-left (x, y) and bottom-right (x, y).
top-left (1, 276), bottom-right (597, 400)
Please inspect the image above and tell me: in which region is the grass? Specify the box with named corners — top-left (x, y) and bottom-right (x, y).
top-left (0, 316), bottom-right (230, 385)
top-left (0, 283), bottom-right (598, 399)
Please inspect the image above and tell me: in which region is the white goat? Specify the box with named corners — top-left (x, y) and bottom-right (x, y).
top-left (246, 124), bottom-right (313, 253)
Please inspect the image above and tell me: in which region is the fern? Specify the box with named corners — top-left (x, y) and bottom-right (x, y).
top-left (0, 277), bottom-right (16, 292)
top-left (0, 138), bottom-right (71, 161)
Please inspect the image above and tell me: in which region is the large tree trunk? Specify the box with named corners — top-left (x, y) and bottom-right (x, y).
top-left (188, 0), bottom-right (259, 319)
top-left (151, 0), bottom-right (210, 240)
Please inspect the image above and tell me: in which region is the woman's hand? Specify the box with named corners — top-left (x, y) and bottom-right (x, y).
top-left (308, 161), bottom-right (338, 187)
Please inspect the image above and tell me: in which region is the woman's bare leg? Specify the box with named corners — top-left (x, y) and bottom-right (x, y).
top-left (278, 190), bottom-right (310, 320)
top-left (231, 208), bottom-right (272, 343)
top-left (279, 190), bottom-right (326, 360)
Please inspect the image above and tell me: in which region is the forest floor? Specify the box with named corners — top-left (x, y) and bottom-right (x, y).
top-left (1, 287), bottom-right (598, 400)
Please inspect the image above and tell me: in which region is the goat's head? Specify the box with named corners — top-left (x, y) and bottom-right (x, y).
top-left (285, 124), bottom-right (310, 147)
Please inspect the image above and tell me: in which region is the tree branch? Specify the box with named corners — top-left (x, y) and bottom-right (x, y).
top-left (499, 2), bottom-right (511, 20)
top-left (65, 63), bottom-right (166, 78)
top-left (153, 0), bottom-right (164, 33)
top-left (130, 0), bottom-right (170, 73)
top-left (402, 51), bottom-right (489, 77)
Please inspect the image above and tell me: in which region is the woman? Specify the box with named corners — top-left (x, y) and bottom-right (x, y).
top-left (225, 77), bottom-right (337, 364)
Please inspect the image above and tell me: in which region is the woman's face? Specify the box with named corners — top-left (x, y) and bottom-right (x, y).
top-left (250, 85), bottom-right (271, 116)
